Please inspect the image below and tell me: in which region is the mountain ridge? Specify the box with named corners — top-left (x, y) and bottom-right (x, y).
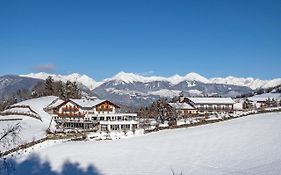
top-left (2, 72), bottom-right (280, 107)
top-left (20, 72), bottom-right (281, 90)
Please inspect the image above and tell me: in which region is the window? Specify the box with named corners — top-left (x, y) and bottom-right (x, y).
top-left (101, 125), bottom-right (107, 131)
top-left (121, 125), bottom-right (130, 130)
top-left (100, 117), bottom-right (104, 121)
top-left (110, 125), bottom-right (120, 130)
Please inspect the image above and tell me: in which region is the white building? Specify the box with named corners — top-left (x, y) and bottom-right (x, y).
top-left (45, 97), bottom-right (138, 131)
top-left (93, 113), bottom-right (138, 131)
top-left (182, 97), bottom-right (235, 115)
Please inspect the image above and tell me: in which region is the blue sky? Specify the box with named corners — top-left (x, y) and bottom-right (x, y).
top-left (0, 0), bottom-right (280, 80)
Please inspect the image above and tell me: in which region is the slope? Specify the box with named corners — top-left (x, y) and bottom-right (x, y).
top-left (18, 112), bottom-right (281, 175)
top-left (0, 96), bottom-right (58, 152)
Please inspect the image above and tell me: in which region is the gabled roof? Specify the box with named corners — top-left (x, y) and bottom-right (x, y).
top-left (46, 98), bottom-right (65, 109)
top-left (70, 99), bottom-right (106, 108)
top-left (187, 97), bottom-right (235, 104)
top-left (49, 98), bottom-right (120, 109)
top-left (168, 102), bottom-right (195, 110)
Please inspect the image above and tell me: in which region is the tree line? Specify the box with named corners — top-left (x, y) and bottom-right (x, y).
top-left (0, 76), bottom-right (81, 111)
top-left (31, 76), bottom-right (81, 100)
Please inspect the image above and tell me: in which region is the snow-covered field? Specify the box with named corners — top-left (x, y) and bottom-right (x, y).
top-left (0, 96), bottom-right (57, 152)
top-left (15, 112), bottom-right (281, 175)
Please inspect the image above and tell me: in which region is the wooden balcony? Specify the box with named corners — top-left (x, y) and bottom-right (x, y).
top-left (96, 108), bottom-right (113, 112)
top-left (56, 113), bottom-right (85, 118)
top-left (62, 106), bottom-right (79, 112)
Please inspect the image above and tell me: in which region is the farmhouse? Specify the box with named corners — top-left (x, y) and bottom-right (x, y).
top-left (168, 102), bottom-right (197, 117)
top-left (181, 97), bottom-right (235, 114)
top-left (45, 97), bottom-right (138, 131)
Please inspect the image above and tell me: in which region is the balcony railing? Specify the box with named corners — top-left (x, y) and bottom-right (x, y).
top-left (198, 107), bottom-right (233, 111)
top-left (56, 113), bottom-right (85, 118)
top-left (96, 108), bottom-right (113, 112)
top-left (62, 106), bottom-right (79, 112)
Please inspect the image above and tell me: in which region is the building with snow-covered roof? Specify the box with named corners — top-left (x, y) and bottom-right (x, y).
top-left (246, 93), bottom-right (281, 109)
top-left (168, 102), bottom-right (197, 117)
top-left (46, 97), bottom-right (138, 131)
top-left (181, 97), bottom-right (235, 114)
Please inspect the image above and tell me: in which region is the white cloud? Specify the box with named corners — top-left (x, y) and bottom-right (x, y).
top-left (32, 63), bottom-right (56, 72)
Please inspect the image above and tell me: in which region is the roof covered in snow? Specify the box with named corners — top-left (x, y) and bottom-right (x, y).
top-left (70, 99), bottom-right (107, 108)
top-left (168, 102), bottom-right (195, 110)
top-left (187, 97), bottom-right (235, 104)
top-left (248, 93), bottom-right (281, 102)
top-left (45, 96), bottom-right (119, 109)
top-left (45, 98), bottom-right (65, 109)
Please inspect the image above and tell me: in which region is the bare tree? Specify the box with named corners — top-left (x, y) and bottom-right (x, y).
top-left (0, 123), bottom-right (21, 157)
top-left (0, 123), bottom-right (21, 175)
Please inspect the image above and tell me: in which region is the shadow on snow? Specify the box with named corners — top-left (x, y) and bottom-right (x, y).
top-left (0, 154), bottom-right (102, 175)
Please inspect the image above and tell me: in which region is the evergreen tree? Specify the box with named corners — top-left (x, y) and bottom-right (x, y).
top-left (65, 80), bottom-right (73, 99)
top-left (64, 81), bottom-right (81, 99)
top-left (29, 78), bottom-right (82, 99)
top-left (138, 98), bottom-right (178, 126)
top-left (53, 80), bottom-right (65, 99)
top-left (44, 76), bottom-right (54, 96)
top-left (31, 81), bottom-right (45, 98)
top-left (71, 81), bottom-right (82, 99)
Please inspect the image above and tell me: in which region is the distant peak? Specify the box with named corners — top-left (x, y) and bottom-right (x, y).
top-left (114, 71), bottom-right (137, 77)
top-left (18, 71), bottom-right (281, 90)
top-left (105, 71), bottom-right (211, 84)
top-left (184, 72), bottom-right (210, 83)
top-left (109, 71), bottom-right (144, 84)
top-left (68, 73), bottom-right (81, 77)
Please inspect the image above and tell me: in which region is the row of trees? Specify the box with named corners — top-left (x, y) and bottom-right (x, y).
top-left (0, 76), bottom-right (82, 111)
top-left (32, 76), bottom-right (82, 100)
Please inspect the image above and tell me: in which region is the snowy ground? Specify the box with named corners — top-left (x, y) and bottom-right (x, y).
top-left (13, 112), bottom-right (281, 175)
top-left (0, 96), bottom-right (57, 152)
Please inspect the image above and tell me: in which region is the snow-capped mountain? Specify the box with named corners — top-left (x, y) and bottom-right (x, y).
top-left (104, 71), bottom-right (210, 84)
top-left (103, 72), bottom-right (281, 90)
top-left (20, 72), bottom-right (100, 90)
top-left (90, 72), bottom-right (280, 106)
top-left (210, 76), bottom-right (281, 90)
top-left (20, 71), bottom-right (281, 90)
top-left (1, 72), bottom-right (280, 107)
top-left (93, 72), bottom-right (253, 106)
